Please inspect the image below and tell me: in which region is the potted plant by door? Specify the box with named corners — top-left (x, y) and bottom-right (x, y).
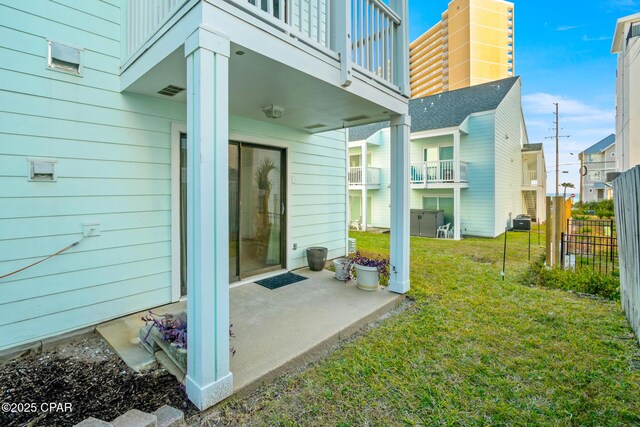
top-left (351, 252), bottom-right (390, 291)
top-left (332, 257), bottom-right (351, 281)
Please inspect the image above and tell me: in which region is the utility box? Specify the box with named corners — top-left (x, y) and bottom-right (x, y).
top-left (513, 214), bottom-right (532, 231)
top-left (410, 209), bottom-right (444, 237)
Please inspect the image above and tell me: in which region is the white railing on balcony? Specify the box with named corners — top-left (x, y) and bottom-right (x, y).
top-left (124, 0), bottom-right (187, 60)
top-left (234, 0), bottom-right (331, 49)
top-left (350, 0), bottom-right (401, 85)
top-left (523, 170), bottom-right (538, 186)
top-left (410, 161), bottom-right (468, 184)
top-left (124, 0), bottom-right (406, 88)
top-left (348, 167), bottom-right (381, 186)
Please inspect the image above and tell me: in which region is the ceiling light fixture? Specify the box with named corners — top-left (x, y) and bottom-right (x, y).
top-left (262, 105), bottom-right (285, 119)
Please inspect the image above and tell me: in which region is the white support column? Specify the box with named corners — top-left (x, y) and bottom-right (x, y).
top-left (389, 114), bottom-right (411, 294)
top-left (453, 187), bottom-right (461, 240)
top-left (362, 143), bottom-right (368, 231)
top-left (184, 26), bottom-right (233, 410)
top-left (453, 131), bottom-right (461, 182)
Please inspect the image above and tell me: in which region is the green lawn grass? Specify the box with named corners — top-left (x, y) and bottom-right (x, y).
top-left (214, 230), bottom-right (640, 426)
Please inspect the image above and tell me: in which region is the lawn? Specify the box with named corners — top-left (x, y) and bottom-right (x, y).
top-left (209, 230), bottom-right (640, 426)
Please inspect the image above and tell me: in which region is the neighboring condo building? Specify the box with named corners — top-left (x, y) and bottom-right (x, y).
top-left (348, 77), bottom-right (546, 240)
top-left (578, 135), bottom-right (617, 203)
top-left (612, 13), bottom-right (640, 172)
top-left (410, 0), bottom-right (515, 98)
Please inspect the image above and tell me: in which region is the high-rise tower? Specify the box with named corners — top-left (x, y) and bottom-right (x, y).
top-left (410, 0), bottom-right (515, 98)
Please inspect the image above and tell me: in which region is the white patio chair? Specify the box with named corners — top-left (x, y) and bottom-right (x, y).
top-left (436, 223), bottom-right (451, 239)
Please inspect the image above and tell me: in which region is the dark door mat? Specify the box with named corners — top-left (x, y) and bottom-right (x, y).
top-left (255, 272), bottom-right (308, 290)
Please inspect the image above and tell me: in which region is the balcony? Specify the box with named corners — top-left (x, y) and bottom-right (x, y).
top-left (348, 166), bottom-right (381, 189)
top-left (522, 170), bottom-right (539, 187)
top-left (410, 160), bottom-right (468, 188)
top-left (123, 0), bottom-right (409, 96)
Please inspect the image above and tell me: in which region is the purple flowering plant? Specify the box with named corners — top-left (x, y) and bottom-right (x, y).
top-left (342, 251), bottom-right (392, 285)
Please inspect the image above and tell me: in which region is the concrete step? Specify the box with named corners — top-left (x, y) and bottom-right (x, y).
top-left (111, 409), bottom-right (157, 427)
top-left (153, 405), bottom-right (186, 427)
top-left (74, 406), bottom-right (185, 427)
top-left (74, 417), bottom-right (113, 427)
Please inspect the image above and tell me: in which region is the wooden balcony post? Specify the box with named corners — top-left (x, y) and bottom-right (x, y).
top-left (331, 0), bottom-right (352, 87)
top-left (184, 26), bottom-right (233, 410)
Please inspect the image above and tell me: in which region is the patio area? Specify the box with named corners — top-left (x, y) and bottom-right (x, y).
top-left (97, 268), bottom-right (402, 396)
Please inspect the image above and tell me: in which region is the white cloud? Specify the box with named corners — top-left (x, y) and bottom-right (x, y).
top-left (522, 92), bottom-right (614, 125)
top-left (556, 24), bottom-right (584, 31)
top-left (582, 35), bottom-right (612, 42)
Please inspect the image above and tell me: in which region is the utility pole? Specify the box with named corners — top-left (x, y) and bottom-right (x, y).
top-left (555, 103), bottom-right (559, 198)
top-left (545, 103), bottom-right (570, 196)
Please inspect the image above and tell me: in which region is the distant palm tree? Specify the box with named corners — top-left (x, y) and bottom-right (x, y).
top-left (561, 182), bottom-right (575, 199)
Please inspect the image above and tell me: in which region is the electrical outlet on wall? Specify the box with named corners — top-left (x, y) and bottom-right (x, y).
top-left (83, 221), bottom-right (101, 237)
top-left (293, 243), bottom-right (297, 250)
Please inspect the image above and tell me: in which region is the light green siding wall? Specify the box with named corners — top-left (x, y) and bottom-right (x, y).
top-left (493, 80), bottom-right (526, 236)
top-left (459, 112), bottom-right (497, 237)
top-left (0, 0), bottom-right (184, 351)
top-left (0, 0), bottom-right (347, 351)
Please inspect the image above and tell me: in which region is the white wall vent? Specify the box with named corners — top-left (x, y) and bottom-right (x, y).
top-left (48, 41), bottom-right (82, 75)
top-left (28, 158), bottom-right (57, 181)
top-left (348, 238), bottom-right (356, 253)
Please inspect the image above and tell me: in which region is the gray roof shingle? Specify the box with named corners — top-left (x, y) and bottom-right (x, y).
top-left (348, 76), bottom-right (520, 141)
top-left (522, 143), bottom-right (543, 152)
top-left (582, 134), bottom-right (615, 155)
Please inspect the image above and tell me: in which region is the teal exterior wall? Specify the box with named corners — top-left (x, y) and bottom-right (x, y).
top-left (493, 79), bottom-right (527, 236)
top-left (0, 0), bottom-right (347, 351)
top-left (458, 112), bottom-right (497, 237)
top-left (0, 0), bottom-right (184, 351)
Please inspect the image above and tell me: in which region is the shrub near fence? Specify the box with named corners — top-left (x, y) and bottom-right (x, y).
top-left (613, 166), bottom-right (640, 342)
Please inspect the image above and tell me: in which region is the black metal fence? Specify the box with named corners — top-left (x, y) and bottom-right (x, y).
top-left (561, 219), bottom-right (618, 276)
top-left (567, 218), bottom-right (616, 237)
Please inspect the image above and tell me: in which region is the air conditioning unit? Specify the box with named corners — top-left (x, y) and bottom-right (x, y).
top-left (513, 214), bottom-right (532, 231)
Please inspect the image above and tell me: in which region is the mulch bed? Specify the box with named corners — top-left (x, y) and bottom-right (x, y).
top-left (0, 334), bottom-right (197, 426)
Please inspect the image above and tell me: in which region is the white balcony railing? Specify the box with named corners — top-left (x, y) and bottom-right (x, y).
top-left (348, 167), bottom-right (381, 186)
top-left (523, 170), bottom-right (538, 186)
top-left (350, 0), bottom-right (401, 85)
top-left (410, 160), bottom-right (468, 184)
top-left (124, 0), bottom-right (406, 89)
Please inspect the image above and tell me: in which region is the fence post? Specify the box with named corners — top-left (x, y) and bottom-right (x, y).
top-left (560, 232), bottom-right (564, 269)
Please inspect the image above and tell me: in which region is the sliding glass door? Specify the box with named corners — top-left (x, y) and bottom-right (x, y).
top-left (180, 139), bottom-right (285, 294)
top-left (230, 142), bottom-right (285, 280)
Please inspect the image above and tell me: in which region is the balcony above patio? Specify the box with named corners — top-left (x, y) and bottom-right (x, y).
top-left (120, 0), bottom-right (410, 131)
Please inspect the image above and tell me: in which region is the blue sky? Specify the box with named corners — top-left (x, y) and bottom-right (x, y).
top-left (408, 0), bottom-right (637, 195)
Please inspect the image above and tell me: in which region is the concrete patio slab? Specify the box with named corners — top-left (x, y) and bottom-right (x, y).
top-left (98, 268), bottom-right (402, 396)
